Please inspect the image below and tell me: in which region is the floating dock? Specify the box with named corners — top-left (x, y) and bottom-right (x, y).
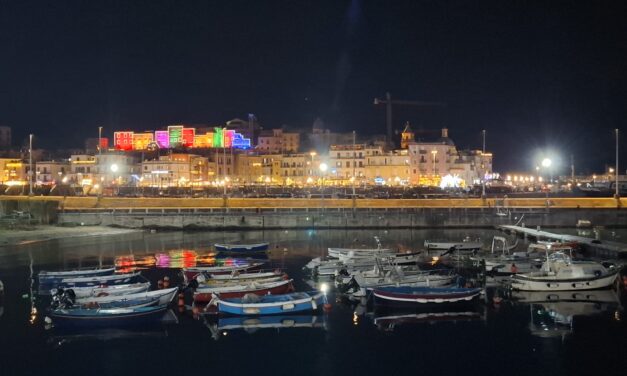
top-left (497, 225), bottom-right (627, 259)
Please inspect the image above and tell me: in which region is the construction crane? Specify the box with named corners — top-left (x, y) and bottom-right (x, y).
top-left (374, 92), bottom-right (445, 147)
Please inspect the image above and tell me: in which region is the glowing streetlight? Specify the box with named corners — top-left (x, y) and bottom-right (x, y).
top-left (319, 162), bottom-right (328, 173)
top-left (541, 158), bottom-right (552, 168)
top-left (110, 164), bottom-right (119, 173)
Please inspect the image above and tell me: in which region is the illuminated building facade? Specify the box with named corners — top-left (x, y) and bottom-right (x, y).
top-left (0, 158), bottom-right (26, 184)
top-left (114, 126), bottom-right (251, 151)
top-left (140, 154), bottom-right (208, 188)
top-left (35, 161), bottom-right (70, 184)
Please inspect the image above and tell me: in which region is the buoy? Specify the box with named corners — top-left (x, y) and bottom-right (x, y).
top-left (163, 276), bottom-right (170, 288)
top-left (177, 293), bottom-right (185, 307)
top-left (323, 303), bottom-right (332, 312)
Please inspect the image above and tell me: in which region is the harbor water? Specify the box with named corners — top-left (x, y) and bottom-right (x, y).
top-left (0, 228), bottom-right (625, 376)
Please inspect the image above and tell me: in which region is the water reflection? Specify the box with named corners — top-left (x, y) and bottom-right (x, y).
top-left (205, 314), bottom-right (328, 340)
top-left (114, 250), bottom-right (267, 272)
top-left (47, 327), bottom-right (170, 348)
top-left (372, 310), bottom-right (485, 332)
top-left (512, 290), bottom-right (622, 339)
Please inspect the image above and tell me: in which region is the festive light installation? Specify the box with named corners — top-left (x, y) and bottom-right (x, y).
top-left (114, 127), bottom-right (251, 151)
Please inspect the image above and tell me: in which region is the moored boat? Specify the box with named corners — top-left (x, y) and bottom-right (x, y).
top-left (372, 286), bottom-right (482, 305)
top-left (424, 238), bottom-right (483, 252)
top-left (74, 287), bottom-right (179, 307)
top-left (194, 279), bottom-right (294, 303)
top-left (210, 291), bottom-right (324, 315)
top-left (183, 262), bottom-right (265, 281)
top-left (510, 251), bottom-right (619, 291)
top-left (38, 268), bottom-right (116, 285)
top-left (57, 272), bottom-right (142, 289)
top-left (52, 282), bottom-right (151, 299)
top-left (48, 305), bottom-right (169, 328)
top-left (215, 242), bottom-right (269, 253)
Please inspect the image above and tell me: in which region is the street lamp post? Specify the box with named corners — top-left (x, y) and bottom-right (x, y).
top-left (615, 129), bottom-right (620, 199)
top-left (319, 162), bottom-right (328, 210)
top-left (481, 129), bottom-right (486, 198)
top-left (28, 134), bottom-right (34, 196)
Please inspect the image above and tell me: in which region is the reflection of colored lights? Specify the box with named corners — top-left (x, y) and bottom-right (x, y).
top-left (114, 255), bottom-right (157, 272)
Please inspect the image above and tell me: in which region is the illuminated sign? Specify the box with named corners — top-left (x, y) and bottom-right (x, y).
top-left (99, 138), bottom-right (109, 150)
top-left (155, 131), bottom-right (169, 148)
top-left (213, 127), bottom-right (224, 148)
top-left (114, 132), bottom-right (133, 151)
top-left (231, 132), bottom-right (251, 149)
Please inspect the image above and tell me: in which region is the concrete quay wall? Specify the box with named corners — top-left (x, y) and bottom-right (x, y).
top-left (56, 208), bottom-right (627, 230)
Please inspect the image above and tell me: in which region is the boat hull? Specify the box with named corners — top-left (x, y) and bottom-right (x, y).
top-left (57, 273), bottom-right (142, 289)
top-left (510, 270), bottom-right (619, 291)
top-left (39, 268), bottom-right (116, 285)
top-left (215, 243), bottom-right (269, 253)
top-left (194, 280), bottom-right (293, 303)
top-left (50, 306), bottom-right (169, 328)
top-left (183, 262), bottom-right (264, 281)
top-left (216, 292), bottom-right (324, 316)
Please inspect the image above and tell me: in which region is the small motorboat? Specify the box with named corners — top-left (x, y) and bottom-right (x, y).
top-left (183, 262), bottom-right (265, 281)
top-left (38, 268), bottom-right (116, 285)
top-left (510, 251), bottom-right (619, 291)
top-left (214, 242), bottom-right (269, 253)
top-left (57, 272), bottom-right (142, 288)
top-left (372, 286), bottom-right (482, 305)
top-left (52, 282), bottom-right (151, 299)
top-left (210, 291), bottom-right (325, 315)
top-left (48, 305), bottom-right (170, 328)
top-left (194, 279), bottom-right (294, 303)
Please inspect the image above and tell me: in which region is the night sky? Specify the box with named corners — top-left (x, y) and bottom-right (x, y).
top-left (1, 0), bottom-right (627, 173)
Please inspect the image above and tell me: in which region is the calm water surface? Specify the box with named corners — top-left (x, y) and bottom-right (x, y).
top-left (0, 229), bottom-right (625, 376)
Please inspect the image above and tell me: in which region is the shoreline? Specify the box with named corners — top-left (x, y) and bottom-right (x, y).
top-left (0, 225), bottom-right (142, 248)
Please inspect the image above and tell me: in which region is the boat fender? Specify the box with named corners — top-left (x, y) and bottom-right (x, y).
top-left (177, 293), bottom-right (185, 307)
top-left (311, 299), bottom-right (318, 310)
top-left (163, 276), bottom-right (170, 288)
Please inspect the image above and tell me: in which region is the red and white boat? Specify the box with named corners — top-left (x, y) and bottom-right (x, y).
top-left (183, 262), bottom-right (265, 281)
top-left (193, 279), bottom-right (294, 303)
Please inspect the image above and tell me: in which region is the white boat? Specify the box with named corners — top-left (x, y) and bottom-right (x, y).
top-left (471, 236), bottom-right (540, 275)
top-left (75, 287), bottom-right (179, 307)
top-left (315, 252), bottom-right (422, 277)
top-left (510, 251), bottom-right (619, 291)
top-left (424, 237), bottom-right (483, 252)
top-left (53, 282), bottom-right (151, 299)
top-left (327, 236), bottom-right (392, 259)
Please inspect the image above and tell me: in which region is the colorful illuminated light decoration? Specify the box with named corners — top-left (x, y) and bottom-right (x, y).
top-left (132, 133), bottom-right (154, 150)
top-left (168, 125), bottom-right (183, 147)
top-left (113, 126), bottom-right (251, 151)
top-left (99, 138), bottom-right (109, 149)
top-left (181, 128), bottom-right (195, 147)
top-left (113, 131), bottom-right (133, 151)
top-left (155, 131), bottom-right (170, 148)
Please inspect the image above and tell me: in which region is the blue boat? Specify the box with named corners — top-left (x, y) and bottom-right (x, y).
top-left (214, 291), bottom-right (324, 315)
top-left (48, 305), bottom-right (169, 328)
top-left (214, 242), bottom-right (269, 254)
top-left (38, 268), bottom-right (116, 285)
top-left (57, 272), bottom-right (142, 289)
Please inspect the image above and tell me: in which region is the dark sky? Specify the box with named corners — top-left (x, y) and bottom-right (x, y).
top-left (1, 0), bottom-right (627, 173)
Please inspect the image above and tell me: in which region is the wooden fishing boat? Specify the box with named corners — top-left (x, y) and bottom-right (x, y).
top-left (424, 239), bottom-right (483, 252)
top-left (38, 268), bottom-right (116, 285)
top-left (211, 291), bottom-right (324, 315)
top-left (183, 262), bottom-right (265, 281)
top-left (48, 305), bottom-right (169, 328)
top-left (57, 272), bottom-right (142, 288)
top-left (372, 286), bottom-right (482, 305)
top-left (214, 242), bottom-right (269, 253)
top-left (75, 287), bottom-right (179, 307)
top-left (52, 282), bottom-right (151, 299)
top-left (194, 279), bottom-right (293, 303)
top-left (510, 251), bottom-right (619, 291)
top-left (196, 270), bottom-right (286, 286)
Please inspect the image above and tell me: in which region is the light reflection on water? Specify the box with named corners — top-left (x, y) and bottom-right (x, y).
top-left (0, 228), bottom-right (624, 376)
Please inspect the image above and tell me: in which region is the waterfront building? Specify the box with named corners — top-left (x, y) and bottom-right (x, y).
top-left (327, 144), bottom-right (384, 185)
top-left (279, 154), bottom-right (309, 185)
top-left (95, 152), bottom-right (139, 187)
top-left (234, 153), bottom-right (265, 185)
top-left (364, 149), bottom-right (411, 185)
top-left (408, 128), bottom-right (458, 186)
top-left (256, 129), bottom-right (300, 154)
top-left (140, 153), bottom-right (208, 188)
top-left (68, 154), bottom-right (97, 187)
top-left (400, 122), bottom-right (415, 149)
top-left (35, 160), bottom-right (70, 185)
top-left (0, 158), bottom-right (26, 184)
